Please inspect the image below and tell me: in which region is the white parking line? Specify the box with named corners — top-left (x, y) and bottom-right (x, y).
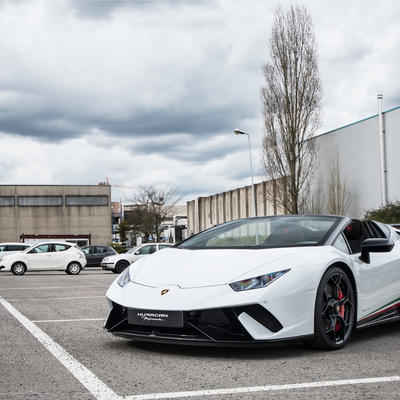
top-left (33, 318), bottom-right (106, 323)
top-left (0, 295), bottom-right (121, 400)
top-left (1, 295), bottom-right (400, 400)
top-left (124, 376), bottom-right (400, 400)
top-left (0, 286), bottom-right (107, 290)
top-left (7, 295), bottom-right (105, 301)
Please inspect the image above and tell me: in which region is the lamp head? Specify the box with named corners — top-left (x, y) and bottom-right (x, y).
top-left (234, 129), bottom-right (246, 135)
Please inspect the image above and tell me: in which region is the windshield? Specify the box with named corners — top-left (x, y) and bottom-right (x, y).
top-left (178, 216), bottom-right (342, 249)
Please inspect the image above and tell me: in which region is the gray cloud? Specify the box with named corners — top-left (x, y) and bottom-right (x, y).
top-left (69, 0), bottom-right (214, 19)
top-left (0, 0), bottom-right (399, 202)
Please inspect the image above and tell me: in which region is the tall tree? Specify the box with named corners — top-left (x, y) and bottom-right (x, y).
top-left (132, 184), bottom-right (180, 242)
top-left (261, 5), bottom-right (322, 214)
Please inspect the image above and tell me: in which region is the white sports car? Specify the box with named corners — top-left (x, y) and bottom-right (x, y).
top-left (105, 215), bottom-right (400, 350)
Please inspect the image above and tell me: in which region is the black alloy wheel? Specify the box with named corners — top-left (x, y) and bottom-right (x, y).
top-left (11, 262), bottom-right (27, 275)
top-left (115, 260), bottom-right (129, 274)
top-left (313, 266), bottom-right (356, 350)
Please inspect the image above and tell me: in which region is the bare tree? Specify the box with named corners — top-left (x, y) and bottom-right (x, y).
top-left (301, 175), bottom-right (325, 214)
top-left (326, 156), bottom-right (350, 215)
top-left (132, 185), bottom-right (181, 242)
top-left (261, 5), bottom-right (322, 214)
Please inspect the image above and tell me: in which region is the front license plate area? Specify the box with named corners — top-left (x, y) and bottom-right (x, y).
top-left (128, 308), bottom-right (184, 328)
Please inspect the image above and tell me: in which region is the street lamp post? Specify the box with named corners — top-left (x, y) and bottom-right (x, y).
top-left (234, 129), bottom-right (258, 244)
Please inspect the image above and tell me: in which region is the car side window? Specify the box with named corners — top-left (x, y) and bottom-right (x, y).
top-left (7, 245), bottom-right (29, 251)
top-left (137, 245), bottom-right (157, 255)
top-left (31, 244), bottom-right (51, 253)
top-left (97, 247), bottom-right (108, 254)
top-left (333, 234), bottom-right (350, 254)
top-left (159, 245), bottom-right (171, 250)
top-left (54, 244), bottom-right (70, 252)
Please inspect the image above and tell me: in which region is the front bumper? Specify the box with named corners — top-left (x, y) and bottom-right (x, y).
top-left (101, 263), bottom-right (115, 271)
top-left (104, 302), bottom-right (312, 347)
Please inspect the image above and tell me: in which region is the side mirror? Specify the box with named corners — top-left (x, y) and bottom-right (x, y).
top-left (360, 238), bottom-right (394, 263)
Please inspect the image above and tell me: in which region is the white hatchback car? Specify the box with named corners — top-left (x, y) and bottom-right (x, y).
top-left (0, 241), bottom-right (87, 275)
top-left (101, 243), bottom-right (173, 273)
top-left (0, 242), bottom-right (31, 257)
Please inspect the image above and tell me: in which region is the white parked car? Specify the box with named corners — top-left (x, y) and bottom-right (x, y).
top-left (101, 243), bottom-right (173, 273)
top-left (0, 242), bottom-right (31, 257)
top-left (0, 241), bottom-right (87, 275)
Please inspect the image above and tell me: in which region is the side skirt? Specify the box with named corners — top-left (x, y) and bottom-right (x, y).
top-left (356, 303), bottom-right (400, 330)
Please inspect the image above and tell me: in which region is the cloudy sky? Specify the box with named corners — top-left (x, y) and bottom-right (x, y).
top-left (0, 0), bottom-right (399, 202)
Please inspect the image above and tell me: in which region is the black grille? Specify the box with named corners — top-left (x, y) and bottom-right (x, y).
top-left (105, 303), bottom-right (283, 343)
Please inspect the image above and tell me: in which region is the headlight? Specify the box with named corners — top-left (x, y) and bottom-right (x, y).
top-left (103, 257), bottom-right (109, 262)
top-left (117, 268), bottom-right (131, 287)
top-left (229, 269), bottom-right (290, 292)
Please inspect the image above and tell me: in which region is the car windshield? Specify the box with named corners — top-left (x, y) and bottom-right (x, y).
top-left (178, 216), bottom-right (342, 249)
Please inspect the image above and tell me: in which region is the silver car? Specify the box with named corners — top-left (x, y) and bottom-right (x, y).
top-left (101, 243), bottom-right (173, 273)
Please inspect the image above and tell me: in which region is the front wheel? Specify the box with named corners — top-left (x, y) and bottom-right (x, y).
top-left (313, 267), bottom-right (356, 350)
top-left (114, 261), bottom-right (129, 274)
top-left (11, 262), bottom-right (26, 275)
top-left (66, 262), bottom-right (82, 275)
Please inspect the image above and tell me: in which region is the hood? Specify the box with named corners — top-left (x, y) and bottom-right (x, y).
top-left (131, 247), bottom-right (303, 288)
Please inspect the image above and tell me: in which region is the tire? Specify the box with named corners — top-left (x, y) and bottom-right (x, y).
top-left (313, 266), bottom-right (356, 350)
top-left (115, 261), bottom-right (129, 274)
top-left (66, 262), bottom-right (82, 275)
top-left (11, 262), bottom-right (26, 275)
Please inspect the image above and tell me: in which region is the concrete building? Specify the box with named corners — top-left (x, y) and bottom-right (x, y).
top-left (0, 185), bottom-right (112, 245)
top-left (187, 181), bottom-right (282, 236)
top-left (313, 104), bottom-right (400, 218)
top-left (187, 103), bottom-right (400, 234)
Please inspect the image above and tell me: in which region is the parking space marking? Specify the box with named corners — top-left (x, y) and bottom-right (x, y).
top-left (124, 376), bottom-right (400, 400)
top-left (7, 295), bottom-right (105, 301)
top-left (0, 286), bottom-right (108, 290)
top-left (0, 295), bottom-right (121, 400)
top-left (32, 318), bottom-right (106, 323)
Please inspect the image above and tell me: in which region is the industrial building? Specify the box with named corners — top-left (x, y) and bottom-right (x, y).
top-left (0, 185), bottom-right (112, 245)
top-left (313, 104), bottom-right (400, 218)
top-left (187, 103), bottom-right (400, 234)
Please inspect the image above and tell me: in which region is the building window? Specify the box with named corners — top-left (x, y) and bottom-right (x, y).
top-left (0, 196), bottom-right (15, 206)
top-left (18, 196), bottom-right (63, 207)
top-left (65, 195), bottom-right (108, 206)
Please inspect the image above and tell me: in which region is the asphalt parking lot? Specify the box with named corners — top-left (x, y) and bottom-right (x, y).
top-left (1, 270), bottom-right (400, 400)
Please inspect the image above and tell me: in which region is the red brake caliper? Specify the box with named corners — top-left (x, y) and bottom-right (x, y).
top-left (335, 289), bottom-right (345, 332)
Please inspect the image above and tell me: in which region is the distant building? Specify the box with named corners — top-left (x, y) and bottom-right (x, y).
top-left (0, 185), bottom-right (112, 246)
top-left (313, 105), bottom-right (400, 218)
top-left (123, 203), bottom-right (188, 245)
top-left (187, 104), bottom-right (400, 234)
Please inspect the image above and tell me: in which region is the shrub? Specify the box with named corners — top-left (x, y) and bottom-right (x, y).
top-left (108, 242), bottom-right (126, 254)
top-left (364, 201), bottom-right (400, 224)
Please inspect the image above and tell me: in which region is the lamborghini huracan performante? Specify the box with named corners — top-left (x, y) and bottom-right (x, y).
top-left (104, 215), bottom-right (400, 350)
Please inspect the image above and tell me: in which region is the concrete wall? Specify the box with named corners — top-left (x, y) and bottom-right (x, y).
top-left (313, 106), bottom-right (400, 218)
top-left (0, 185), bottom-right (112, 245)
top-left (187, 180), bottom-right (281, 236)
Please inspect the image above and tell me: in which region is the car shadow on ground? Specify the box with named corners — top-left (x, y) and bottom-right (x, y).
top-left (106, 320), bottom-right (400, 360)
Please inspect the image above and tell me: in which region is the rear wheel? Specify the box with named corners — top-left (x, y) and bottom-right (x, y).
top-left (66, 262), bottom-right (81, 275)
top-left (115, 260), bottom-right (129, 274)
top-left (313, 267), bottom-right (356, 350)
top-left (11, 262), bottom-right (26, 275)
